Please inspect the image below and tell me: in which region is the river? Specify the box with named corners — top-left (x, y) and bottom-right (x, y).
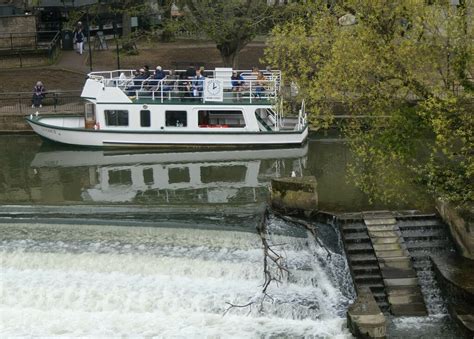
top-left (0, 134), bottom-right (461, 337)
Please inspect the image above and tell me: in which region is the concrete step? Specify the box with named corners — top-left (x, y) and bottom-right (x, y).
top-left (381, 267), bottom-right (417, 279)
top-left (397, 219), bottom-right (444, 230)
top-left (341, 223), bottom-right (367, 233)
top-left (374, 249), bottom-right (409, 258)
top-left (358, 282), bottom-right (385, 292)
top-left (401, 229), bottom-right (448, 240)
top-left (388, 293), bottom-right (425, 305)
top-left (352, 264), bottom-right (380, 274)
top-left (383, 277), bottom-right (420, 287)
top-left (355, 274), bottom-right (383, 284)
top-left (366, 224), bottom-right (398, 232)
top-left (379, 258), bottom-right (413, 272)
top-left (344, 233), bottom-right (371, 242)
top-left (368, 230), bottom-right (401, 238)
top-left (350, 254), bottom-right (378, 264)
top-left (371, 237), bottom-right (401, 245)
top-left (373, 243), bottom-right (404, 251)
top-left (346, 242), bottom-right (373, 253)
top-left (364, 218), bottom-right (397, 226)
top-left (390, 302), bottom-right (427, 316)
top-left (404, 239), bottom-right (452, 250)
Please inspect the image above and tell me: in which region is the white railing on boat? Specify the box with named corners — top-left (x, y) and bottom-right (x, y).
top-left (87, 69), bottom-right (282, 104)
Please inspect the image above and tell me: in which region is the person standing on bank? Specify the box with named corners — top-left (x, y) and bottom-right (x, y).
top-left (74, 23), bottom-right (85, 55)
top-left (32, 81), bottom-right (46, 108)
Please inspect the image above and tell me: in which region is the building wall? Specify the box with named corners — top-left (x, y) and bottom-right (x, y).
top-left (0, 15), bottom-right (37, 49)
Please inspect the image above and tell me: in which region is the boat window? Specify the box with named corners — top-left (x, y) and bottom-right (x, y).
top-left (85, 103), bottom-right (95, 122)
top-left (198, 110), bottom-right (245, 128)
top-left (168, 167), bottom-right (190, 183)
top-left (105, 110), bottom-right (129, 126)
top-left (140, 110), bottom-right (151, 127)
top-left (165, 110), bottom-right (187, 127)
top-left (108, 169), bottom-right (132, 185)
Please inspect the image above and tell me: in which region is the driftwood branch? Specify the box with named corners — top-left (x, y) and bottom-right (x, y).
top-left (272, 209), bottom-right (332, 259)
top-left (224, 208), bottom-right (289, 315)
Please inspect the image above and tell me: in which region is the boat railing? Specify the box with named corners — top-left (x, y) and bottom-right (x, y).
top-left (87, 69), bottom-right (281, 103)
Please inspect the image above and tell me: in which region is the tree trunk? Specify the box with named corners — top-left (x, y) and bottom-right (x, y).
top-left (217, 41), bottom-right (241, 68)
top-left (122, 12), bottom-right (131, 38)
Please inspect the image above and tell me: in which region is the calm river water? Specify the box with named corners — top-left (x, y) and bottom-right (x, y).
top-left (0, 134), bottom-right (459, 337)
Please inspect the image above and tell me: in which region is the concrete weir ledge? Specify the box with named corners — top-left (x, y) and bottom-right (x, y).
top-left (432, 253), bottom-right (474, 338)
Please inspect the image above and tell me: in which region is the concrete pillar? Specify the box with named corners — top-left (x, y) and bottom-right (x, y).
top-left (270, 176), bottom-right (318, 212)
top-left (347, 288), bottom-right (386, 339)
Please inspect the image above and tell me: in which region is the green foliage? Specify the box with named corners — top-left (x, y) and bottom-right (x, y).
top-left (176, 0), bottom-right (276, 67)
top-left (265, 0), bottom-right (473, 205)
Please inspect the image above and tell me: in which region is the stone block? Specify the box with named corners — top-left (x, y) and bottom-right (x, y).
top-left (347, 288), bottom-right (386, 339)
top-left (271, 176), bottom-right (318, 212)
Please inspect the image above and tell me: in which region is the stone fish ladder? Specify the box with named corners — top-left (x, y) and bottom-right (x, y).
top-left (340, 211), bottom-right (454, 317)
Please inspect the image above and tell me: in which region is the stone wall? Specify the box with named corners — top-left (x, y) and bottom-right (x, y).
top-left (436, 199), bottom-right (474, 260)
top-left (0, 15), bottom-right (37, 49)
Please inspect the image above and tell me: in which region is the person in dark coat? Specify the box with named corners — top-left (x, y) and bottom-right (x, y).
top-left (73, 26), bottom-right (84, 55)
top-left (32, 81), bottom-right (46, 108)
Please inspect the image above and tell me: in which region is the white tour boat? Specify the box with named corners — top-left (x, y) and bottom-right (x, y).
top-left (26, 67), bottom-right (308, 147)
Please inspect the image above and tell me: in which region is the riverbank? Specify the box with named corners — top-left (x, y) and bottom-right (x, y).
top-left (0, 39), bottom-right (266, 93)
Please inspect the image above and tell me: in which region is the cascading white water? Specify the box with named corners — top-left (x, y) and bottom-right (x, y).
top-left (1, 220), bottom-right (354, 338)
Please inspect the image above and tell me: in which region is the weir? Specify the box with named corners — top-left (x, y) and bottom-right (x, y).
top-left (338, 211), bottom-right (455, 316)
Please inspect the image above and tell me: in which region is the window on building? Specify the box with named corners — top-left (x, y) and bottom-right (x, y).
top-left (140, 110), bottom-right (151, 127)
top-left (165, 110), bottom-right (187, 127)
top-left (197, 110), bottom-right (245, 128)
top-left (105, 110), bottom-right (129, 126)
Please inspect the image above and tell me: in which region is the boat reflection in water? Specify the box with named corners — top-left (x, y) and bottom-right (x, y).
top-left (30, 145), bottom-right (308, 206)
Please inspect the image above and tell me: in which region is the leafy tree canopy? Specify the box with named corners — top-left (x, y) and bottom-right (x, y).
top-left (265, 0), bottom-right (473, 206)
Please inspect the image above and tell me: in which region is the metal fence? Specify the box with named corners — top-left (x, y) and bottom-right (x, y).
top-left (0, 31), bottom-right (62, 67)
top-left (0, 90), bottom-right (83, 115)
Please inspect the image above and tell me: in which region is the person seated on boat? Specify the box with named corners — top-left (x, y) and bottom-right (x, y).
top-left (32, 81), bottom-right (46, 108)
top-left (148, 66), bottom-right (167, 90)
top-left (143, 65), bottom-right (152, 79)
top-left (126, 68), bottom-right (147, 95)
top-left (179, 73), bottom-right (192, 100)
top-left (231, 71), bottom-right (244, 101)
top-left (186, 64), bottom-right (196, 79)
top-left (199, 66), bottom-right (206, 77)
top-left (192, 70), bottom-right (205, 99)
top-left (255, 71), bottom-right (267, 98)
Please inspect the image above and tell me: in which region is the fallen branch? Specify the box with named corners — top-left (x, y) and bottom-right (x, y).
top-left (272, 209), bottom-right (332, 259)
top-left (224, 208), bottom-right (289, 315)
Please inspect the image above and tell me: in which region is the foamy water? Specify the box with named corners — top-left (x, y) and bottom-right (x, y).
top-left (0, 221), bottom-right (354, 338)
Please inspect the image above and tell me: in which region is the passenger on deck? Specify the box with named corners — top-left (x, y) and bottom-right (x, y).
top-left (143, 65), bottom-right (151, 79)
top-left (154, 66), bottom-right (166, 81)
top-left (126, 68), bottom-right (147, 95)
top-left (192, 70), bottom-right (205, 99)
top-left (179, 73), bottom-right (192, 100)
top-left (255, 71), bottom-right (266, 98)
top-left (231, 71), bottom-right (244, 101)
top-left (32, 81), bottom-right (46, 108)
top-left (186, 64), bottom-right (196, 78)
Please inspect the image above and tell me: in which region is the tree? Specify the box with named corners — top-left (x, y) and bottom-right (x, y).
top-left (264, 0), bottom-right (473, 206)
top-left (176, 0), bottom-right (274, 68)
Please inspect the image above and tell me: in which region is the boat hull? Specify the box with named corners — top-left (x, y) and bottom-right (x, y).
top-left (26, 116), bottom-right (308, 148)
